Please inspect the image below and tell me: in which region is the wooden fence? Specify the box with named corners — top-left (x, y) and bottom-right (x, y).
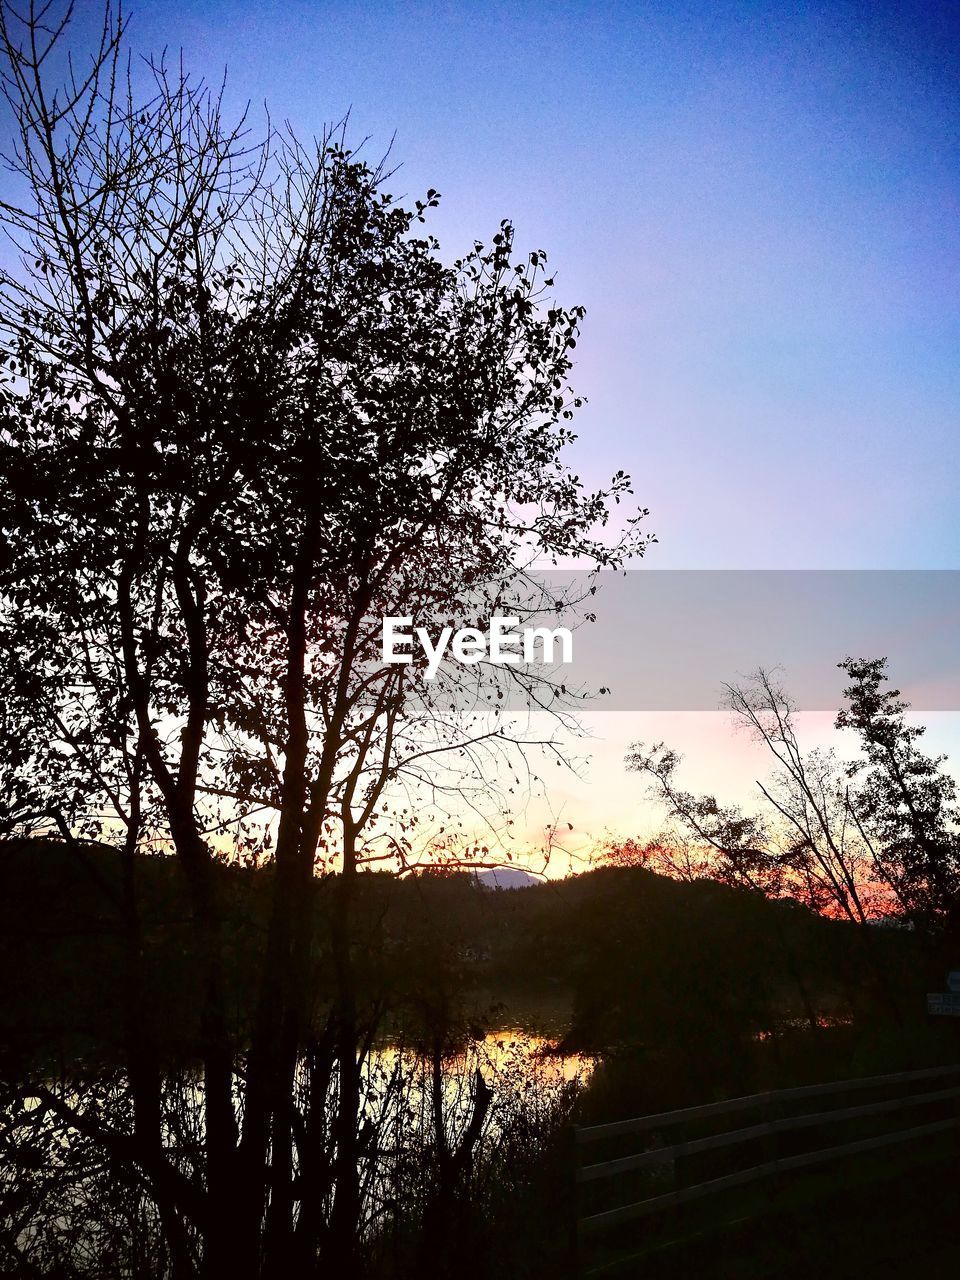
top-left (573, 1062), bottom-right (960, 1277)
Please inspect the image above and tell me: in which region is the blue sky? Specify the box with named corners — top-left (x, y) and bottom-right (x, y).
top-left (113, 0), bottom-right (960, 569)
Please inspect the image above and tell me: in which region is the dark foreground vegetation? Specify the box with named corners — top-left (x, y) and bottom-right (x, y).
top-left (3, 839), bottom-right (960, 1278)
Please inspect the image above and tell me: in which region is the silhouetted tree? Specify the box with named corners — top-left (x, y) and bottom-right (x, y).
top-left (622, 665), bottom-right (935, 1024)
top-left (837, 657), bottom-right (960, 936)
top-left (624, 668), bottom-right (917, 928)
top-left (0, 3), bottom-right (648, 1275)
top-left (722, 670), bottom-right (889, 923)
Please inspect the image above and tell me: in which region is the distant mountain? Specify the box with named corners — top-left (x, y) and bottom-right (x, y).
top-left (475, 867), bottom-right (540, 890)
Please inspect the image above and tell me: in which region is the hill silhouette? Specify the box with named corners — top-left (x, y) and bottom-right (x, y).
top-left (474, 867), bottom-right (540, 890)
top-left (0, 837), bottom-right (932, 1079)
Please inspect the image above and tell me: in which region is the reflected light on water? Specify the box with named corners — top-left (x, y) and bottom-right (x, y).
top-left (369, 1027), bottom-right (596, 1107)
top-left (470, 1029), bottom-right (595, 1085)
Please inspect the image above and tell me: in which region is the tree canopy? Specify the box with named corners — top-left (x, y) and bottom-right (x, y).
top-left (0, 3), bottom-right (650, 1274)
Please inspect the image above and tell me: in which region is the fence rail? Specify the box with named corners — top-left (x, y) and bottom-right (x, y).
top-left (573, 1062), bottom-right (960, 1275)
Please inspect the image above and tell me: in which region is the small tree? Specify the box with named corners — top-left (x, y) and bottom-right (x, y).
top-left (623, 740), bottom-right (785, 898)
top-left (722, 670), bottom-right (890, 924)
top-left (837, 657), bottom-right (960, 935)
top-left (624, 670), bottom-right (909, 926)
top-left (623, 666), bottom-right (924, 1025)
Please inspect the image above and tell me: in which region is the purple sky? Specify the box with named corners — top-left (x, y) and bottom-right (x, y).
top-left (118, 0), bottom-right (960, 569)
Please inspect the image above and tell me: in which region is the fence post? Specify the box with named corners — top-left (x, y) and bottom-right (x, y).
top-left (570, 1123), bottom-right (581, 1279)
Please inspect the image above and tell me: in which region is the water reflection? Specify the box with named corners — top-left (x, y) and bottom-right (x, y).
top-left (364, 1027), bottom-right (594, 1138)
top-left (447, 1028), bottom-right (594, 1084)
top-left (6, 1025), bottom-right (593, 1271)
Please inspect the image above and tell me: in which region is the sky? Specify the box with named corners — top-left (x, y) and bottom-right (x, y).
top-left (18, 0), bottom-right (960, 862)
top-left (112, 0), bottom-right (960, 570)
